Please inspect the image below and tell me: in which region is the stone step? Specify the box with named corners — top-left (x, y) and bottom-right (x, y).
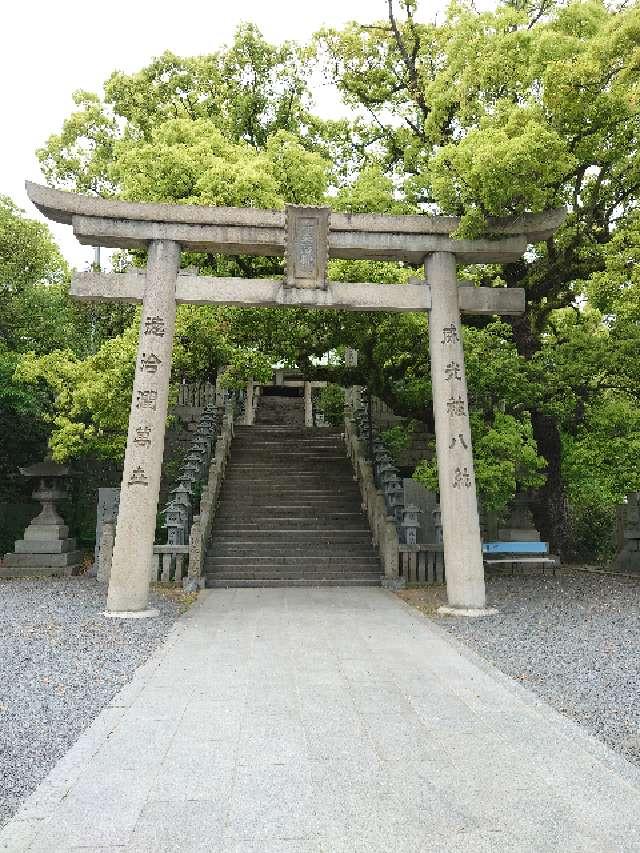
top-left (205, 570), bottom-right (381, 581)
top-left (222, 480), bottom-right (358, 488)
top-left (218, 496), bottom-right (363, 505)
top-left (221, 481), bottom-right (357, 490)
top-left (209, 546), bottom-right (378, 557)
top-left (205, 577), bottom-right (382, 588)
top-left (227, 458), bottom-right (348, 465)
top-left (204, 408), bottom-right (376, 588)
top-left (216, 501), bottom-right (361, 509)
top-left (227, 467), bottom-right (347, 472)
top-left (216, 510), bottom-right (364, 519)
top-left (224, 469), bottom-right (351, 476)
top-left (215, 516), bottom-right (366, 525)
top-left (232, 436), bottom-right (342, 443)
top-left (210, 529), bottom-right (374, 539)
top-left (206, 553), bottom-right (379, 564)
top-left (219, 489), bottom-right (361, 498)
top-left (224, 464), bottom-right (352, 472)
top-left (214, 522), bottom-right (369, 531)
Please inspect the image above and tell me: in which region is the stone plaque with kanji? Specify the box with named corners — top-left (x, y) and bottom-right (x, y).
top-left (285, 204), bottom-right (330, 290)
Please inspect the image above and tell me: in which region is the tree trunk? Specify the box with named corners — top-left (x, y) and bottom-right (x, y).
top-left (530, 410), bottom-right (573, 558)
top-left (509, 313), bottom-right (573, 558)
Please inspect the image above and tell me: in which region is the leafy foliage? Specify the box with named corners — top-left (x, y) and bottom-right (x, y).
top-left (16, 4), bottom-right (640, 556)
top-left (317, 384), bottom-right (346, 427)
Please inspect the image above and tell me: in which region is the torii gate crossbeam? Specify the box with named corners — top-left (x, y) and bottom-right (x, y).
top-left (26, 181), bottom-right (565, 617)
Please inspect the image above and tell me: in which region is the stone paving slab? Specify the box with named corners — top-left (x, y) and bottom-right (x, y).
top-left (2, 588), bottom-right (640, 852)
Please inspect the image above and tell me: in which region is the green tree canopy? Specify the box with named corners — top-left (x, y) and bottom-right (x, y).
top-left (23, 6), bottom-right (640, 555)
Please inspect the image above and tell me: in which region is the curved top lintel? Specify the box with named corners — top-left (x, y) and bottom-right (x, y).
top-left (25, 181), bottom-right (566, 242)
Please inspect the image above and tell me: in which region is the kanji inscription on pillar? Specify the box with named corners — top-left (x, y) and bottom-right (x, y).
top-left (448, 433), bottom-right (469, 450)
top-left (444, 361), bottom-right (462, 382)
top-left (133, 425), bottom-right (152, 447)
top-left (136, 389), bottom-right (157, 410)
top-left (441, 324), bottom-right (460, 344)
top-left (140, 352), bottom-right (162, 373)
top-left (446, 395), bottom-right (465, 416)
top-left (452, 466), bottom-right (472, 489)
top-left (128, 466), bottom-right (149, 486)
top-left (144, 316), bottom-right (166, 336)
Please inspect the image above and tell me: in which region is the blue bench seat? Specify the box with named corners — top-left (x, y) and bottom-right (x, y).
top-left (482, 541), bottom-right (559, 574)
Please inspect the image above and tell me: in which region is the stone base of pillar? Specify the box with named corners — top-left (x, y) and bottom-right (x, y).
top-left (183, 577), bottom-right (206, 593)
top-left (0, 565), bottom-right (80, 579)
top-left (104, 608), bottom-right (160, 619)
top-left (437, 605), bottom-right (498, 618)
top-left (381, 577), bottom-right (406, 591)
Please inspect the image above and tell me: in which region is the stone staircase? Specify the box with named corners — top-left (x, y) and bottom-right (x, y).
top-left (205, 396), bottom-right (382, 587)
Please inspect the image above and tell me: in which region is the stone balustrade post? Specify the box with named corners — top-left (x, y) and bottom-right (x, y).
top-left (97, 521), bottom-right (115, 583)
top-left (245, 380), bottom-right (254, 426)
top-left (188, 516), bottom-right (203, 583)
top-left (382, 518), bottom-right (399, 579)
top-left (304, 381), bottom-right (313, 428)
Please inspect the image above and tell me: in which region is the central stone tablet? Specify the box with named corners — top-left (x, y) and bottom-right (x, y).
top-left (285, 204), bottom-right (330, 289)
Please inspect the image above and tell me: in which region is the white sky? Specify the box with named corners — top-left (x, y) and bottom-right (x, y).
top-left (0, 0), bottom-right (490, 269)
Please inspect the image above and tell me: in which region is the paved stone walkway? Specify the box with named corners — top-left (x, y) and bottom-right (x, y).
top-left (3, 588), bottom-right (640, 852)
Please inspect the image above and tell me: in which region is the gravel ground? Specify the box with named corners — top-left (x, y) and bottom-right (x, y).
top-left (401, 569), bottom-right (640, 767)
top-left (0, 577), bottom-right (181, 829)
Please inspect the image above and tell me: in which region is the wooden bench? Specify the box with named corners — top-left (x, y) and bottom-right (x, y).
top-left (482, 541), bottom-right (559, 575)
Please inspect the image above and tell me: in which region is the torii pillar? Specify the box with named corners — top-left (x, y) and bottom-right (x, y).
top-left (107, 241), bottom-right (180, 616)
top-left (426, 253), bottom-right (488, 614)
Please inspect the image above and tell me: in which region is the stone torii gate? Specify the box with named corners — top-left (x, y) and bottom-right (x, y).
top-left (26, 181), bottom-right (565, 617)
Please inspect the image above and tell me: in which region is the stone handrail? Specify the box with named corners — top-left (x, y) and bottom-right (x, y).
top-left (185, 406), bottom-right (235, 590)
top-left (344, 414), bottom-right (400, 585)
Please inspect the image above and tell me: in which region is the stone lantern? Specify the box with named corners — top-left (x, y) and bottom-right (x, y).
top-left (191, 435), bottom-right (211, 460)
top-left (372, 437), bottom-right (385, 456)
top-left (432, 504), bottom-right (443, 544)
top-left (378, 462), bottom-right (397, 489)
top-left (162, 501), bottom-right (187, 545)
top-left (171, 482), bottom-right (192, 507)
top-left (385, 478), bottom-right (405, 522)
top-left (354, 410), bottom-right (367, 431)
top-left (374, 450), bottom-right (392, 487)
top-left (181, 458), bottom-right (202, 482)
top-left (176, 471), bottom-right (196, 500)
top-left (3, 461), bottom-right (82, 577)
top-left (401, 504), bottom-right (422, 546)
top-left (195, 425), bottom-right (215, 454)
top-left (184, 449), bottom-right (207, 478)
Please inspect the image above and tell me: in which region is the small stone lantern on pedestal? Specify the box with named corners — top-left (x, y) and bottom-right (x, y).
top-left (178, 469), bottom-right (198, 494)
top-left (192, 435), bottom-right (211, 456)
top-left (170, 483), bottom-right (192, 526)
top-left (378, 462), bottom-right (397, 492)
top-left (432, 504), bottom-right (443, 544)
top-left (401, 504), bottom-right (422, 546)
top-left (184, 450), bottom-right (207, 479)
top-left (3, 462), bottom-right (82, 577)
top-left (385, 477), bottom-right (405, 522)
top-left (374, 451), bottom-right (393, 487)
top-left (195, 425), bottom-right (215, 455)
top-left (162, 502), bottom-right (187, 546)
